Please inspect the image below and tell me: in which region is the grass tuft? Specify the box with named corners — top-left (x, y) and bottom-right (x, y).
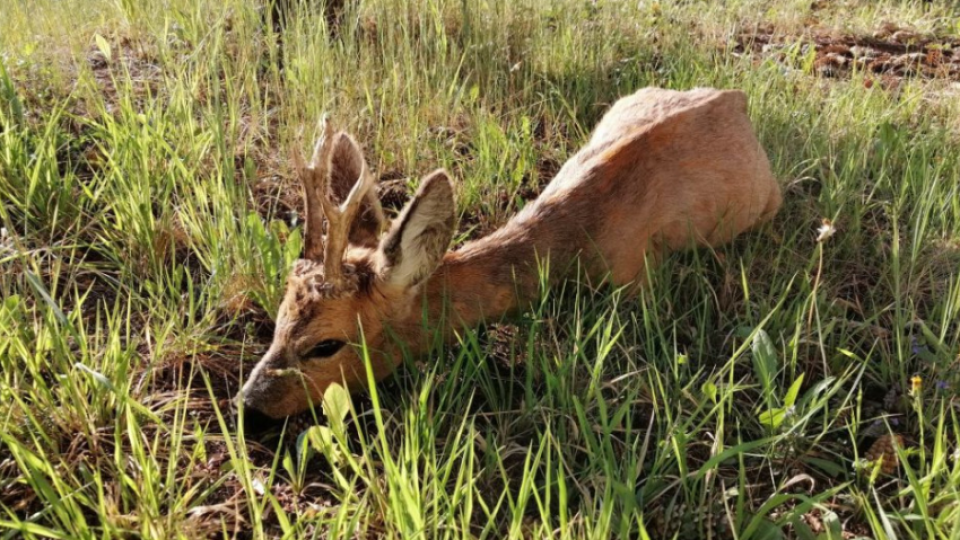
top-left (2, 0), bottom-right (960, 538)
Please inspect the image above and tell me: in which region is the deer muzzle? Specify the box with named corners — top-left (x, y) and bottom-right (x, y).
top-left (238, 350), bottom-right (304, 418)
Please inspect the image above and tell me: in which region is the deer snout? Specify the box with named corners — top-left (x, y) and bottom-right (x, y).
top-left (238, 350), bottom-right (302, 418)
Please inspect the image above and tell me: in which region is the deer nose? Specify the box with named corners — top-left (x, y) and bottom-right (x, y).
top-left (237, 379), bottom-right (281, 421)
top-left (234, 381), bottom-right (258, 413)
top-left (233, 389), bottom-right (255, 412)
top-left (234, 388), bottom-right (280, 431)
top-left (236, 348), bottom-right (298, 418)
top-left (237, 352), bottom-right (274, 411)
top-left (240, 389), bottom-right (266, 413)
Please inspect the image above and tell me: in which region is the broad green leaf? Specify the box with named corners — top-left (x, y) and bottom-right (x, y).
top-left (803, 457), bottom-right (845, 478)
top-left (791, 517), bottom-right (818, 540)
top-left (751, 517), bottom-right (785, 540)
top-left (305, 425), bottom-right (335, 453)
top-left (2, 294), bottom-right (19, 312)
top-left (282, 450), bottom-right (296, 478)
top-left (95, 34), bottom-right (112, 61)
top-left (784, 374), bottom-right (805, 408)
top-left (322, 382), bottom-right (350, 426)
top-left (295, 429), bottom-right (315, 471)
top-left (751, 328), bottom-right (779, 406)
top-left (283, 227), bottom-right (303, 267)
top-left (758, 407), bottom-right (785, 428)
top-left (799, 376), bottom-right (837, 408)
top-left (751, 329), bottom-right (778, 375)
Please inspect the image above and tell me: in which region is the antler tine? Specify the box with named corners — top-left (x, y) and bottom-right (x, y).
top-left (341, 155), bottom-right (387, 236)
top-left (301, 115), bottom-right (336, 261)
top-left (363, 166), bottom-right (388, 235)
top-left (299, 114), bottom-right (384, 286)
top-left (340, 159), bottom-right (377, 223)
top-left (321, 156), bottom-right (378, 285)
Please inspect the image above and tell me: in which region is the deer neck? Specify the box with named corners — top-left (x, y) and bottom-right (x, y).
top-left (402, 204), bottom-right (584, 341)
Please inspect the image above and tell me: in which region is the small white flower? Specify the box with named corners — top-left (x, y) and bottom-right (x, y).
top-left (252, 477), bottom-right (266, 495)
top-left (816, 218), bottom-right (836, 243)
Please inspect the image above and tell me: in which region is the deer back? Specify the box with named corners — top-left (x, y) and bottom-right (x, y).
top-left (511, 87), bottom-right (781, 286)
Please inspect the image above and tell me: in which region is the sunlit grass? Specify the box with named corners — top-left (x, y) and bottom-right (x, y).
top-left (2, 0), bottom-right (960, 538)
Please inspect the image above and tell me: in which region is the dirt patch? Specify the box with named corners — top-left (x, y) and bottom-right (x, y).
top-left (733, 23), bottom-right (960, 85)
top-left (83, 38), bottom-right (164, 115)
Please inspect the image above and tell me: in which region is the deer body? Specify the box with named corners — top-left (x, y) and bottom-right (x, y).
top-left (240, 87), bottom-right (781, 418)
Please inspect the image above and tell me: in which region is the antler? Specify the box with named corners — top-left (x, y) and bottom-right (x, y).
top-left (297, 115), bottom-right (379, 286)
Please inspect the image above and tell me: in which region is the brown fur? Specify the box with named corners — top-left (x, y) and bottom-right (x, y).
top-left (239, 87), bottom-right (782, 418)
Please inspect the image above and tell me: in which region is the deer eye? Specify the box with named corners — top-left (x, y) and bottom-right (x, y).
top-left (305, 340), bottom-right (345, 359)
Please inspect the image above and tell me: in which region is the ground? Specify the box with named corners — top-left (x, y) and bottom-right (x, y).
top-left (1, 0), bottom-right (960, 538)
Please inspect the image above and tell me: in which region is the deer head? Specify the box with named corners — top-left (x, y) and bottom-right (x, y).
top-left (240, 117), bottom-right (457, 418)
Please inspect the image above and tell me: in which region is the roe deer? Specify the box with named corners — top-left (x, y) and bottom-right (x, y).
top-left (239, 87), bottom-right (782, 418)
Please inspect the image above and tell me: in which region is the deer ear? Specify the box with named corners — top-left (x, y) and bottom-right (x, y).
top-left (328, 132), bottom-right (387, 247)
top-left (377, 170), bottom-right (456, 289)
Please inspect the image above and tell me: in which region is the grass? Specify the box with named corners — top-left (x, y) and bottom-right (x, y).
top-left (2, 0), bottom-right (960, 538)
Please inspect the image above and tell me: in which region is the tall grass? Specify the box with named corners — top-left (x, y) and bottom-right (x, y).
top-left (2, 0), bottom-right (960, 538)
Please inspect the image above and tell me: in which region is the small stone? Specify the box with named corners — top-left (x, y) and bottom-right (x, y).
top-left (890, 30), bottom-right (921, 44)
top-left (873, 22), bottom-right (900, 39)
top-left (895, 52), bottom-right (926, 65)
top-left (850, 46), bottom-right (877, 59)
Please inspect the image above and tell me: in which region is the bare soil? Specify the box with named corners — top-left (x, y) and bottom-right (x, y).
top-left (733, 23), bottom-right (960, 87)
